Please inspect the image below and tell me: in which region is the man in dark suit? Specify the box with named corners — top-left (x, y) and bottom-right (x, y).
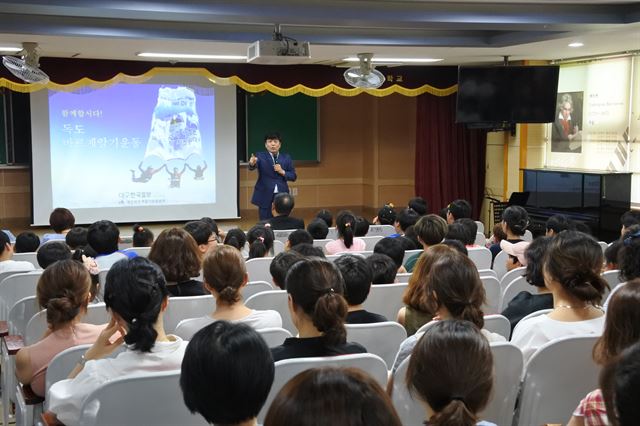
top-left (265, 193), bottom-right (305, 230)
top-left (248, 133), bottom-right (297, 220)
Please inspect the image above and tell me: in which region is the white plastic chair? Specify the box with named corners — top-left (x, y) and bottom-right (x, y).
top-left (7, 296), bottom-right (39, 336)
top-left (390, 356), bottom-right (424, 426)
top-left (326, 227), bottom-right (338, 240)
top-left (259, 353), bottom-right (388, 422)
top-left (272, 229), bottom-right (296, 243)
top-left (363, 283), bottom-right (408, 322)
top-left (478, 269), bottom-right (498, 279)
top-left (242, 281), bottom-right (273, 300)
top-left (601, 269), bottom-right (622, 301)
top-left (272, 240), bottom-right (285, 255)
top-left (483, 314), bottom-right (511, 340)
top-left (245, 290), bottom-right (294, 334)
top-left (492, 250), bottom-right (509, 280)
top-left (475, 221), bottom-right (485, 235)
top-left (523, 229), bottom-right (533, 242)
top-left (598, 241), bottom-right (608, 254)
top-left (257, 327), bottom-right (292, 348)
top-left (396, 272), bottom-right (411, 283)
top-left (366, 225), bottom-right (396, 237)
top-left (25, 303), bottom-right (109, 345)
top-left (0, 270), bottom-right (35, 288)
top-left (500, 275), bottom-right (534, 311)
top-left (499, 266), bottom-right (526, 292)
top-left (467, 247), bottom-right (492, 270)
top-left (519, 308), bottom-right (553, 323)
top-left (0, 271), bottom-right (42, 319)
top-left (123, 246), bottom-right (151, 257)
top-left (77, 370), bottom-right (209, 426)
top-left (480, 276), bottom-right (501, 315)
top-left (475, 232), bottom-right (487, 246)
top-left (245, 256), bottom-right (275, 283)
top-left (164, 295), bottom-right (215, 334)
top-left (11, 253), bottom-right (39, 269)
top-left (516, 335), bottom-right (601, 425)
top-left (402, 249), bottom-right (422, 265)
top-left (312, 239), bottom-right (332, 252)
top-left (361, 235), bottom-right (384, 251)
top-left (345, 322), bottom-right (407, 368)
top-left (97, 268), bottom-right (109, 301)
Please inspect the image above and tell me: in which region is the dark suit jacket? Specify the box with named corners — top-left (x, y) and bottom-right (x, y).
top-left (267, 215), bottom-right (305, 230)
top-left (249, 151), bottom-right (297, 208)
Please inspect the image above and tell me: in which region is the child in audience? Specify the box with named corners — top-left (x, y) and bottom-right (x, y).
top-left (87, 220), bottom-right (135, 269)
top-left (600, 341), bottom-right (640, 426)
top-left (446, 199), bottom-right (472, 224)
top-left (325, 210), bottom-right (366, 255)
top-left (270, 258), bottom-right (366, 361)
top-left (14, 231), bottom-right (40, 253)
top-left (604, 240), bottom-right (622, 271)
top-left (265, 367), bottom-right (402, 426)
top-left (546, 214), bottom-right (573, 236)
top-left (442, 238), bottom-right (468, 255)
top-left (247, 224), bottom-right (275, 259)
top-left (15, 260), bottom-right (104, 397)
top-left (175, 245), bottom-right (281, 339)
top-left (400, 228), bottom-right (420, 250)
top-left (199, 216), bottom-right (222, 241)
top-left (603, 226), bottom-right (640, 309)
top-left (0, 230), bottom-right (35, 274)
top-left (270, 251), bottom-right (304, 289)
top-left (286, 229), bottom-right (313, 250)
top-left (148, 227), bottom-right (205, 296)
top-left (354, 216), bottom-right (370, 237)
top-left (404, 214), bottom-right (447, 272)
top-left (183, 220), bottom-right (215, 254)
top-left (489, 205), bottom-right (528, 260)
top-left (373, 237), bottom-right (407, 273)
top-left (406, 320), bottom-right (496, 426)
top-left (290, 243), bottom-right (326, 258)
top-left (366, 253), bottom-right (398, 284)
top-left (307, 218), bottom-right (329, 239)
top-left (500, 240), bottom-right (530, 272)
top-left (36, 241), bottom-right (72, 269)
top-left (335, 254), bottom-right (387, 323)
top-left (568, 279), bottom-right (640, 426)
top-left (619, 209), bottom-right (640, 236)
top-left (373, 204), bottom-right (396, 225)
top-left (48, 257), bottom-right (188, 426)
top-left (408, 196), bottom-right (428, 216)
top-left (41, 207), bottom-right (75, 244)
top-left (315, 209), bottom-right (333, 227)
top-left (446, 220), bottom-right (477, 247)
top-left (511, 231), bottom-right (607, 362)
top-left (224, 228), bottom-right (247, 252)
top-left (486, 223), bottom-right (507, 248)
top-left (180, 322), bottom-right (274, 426)
top-left (131, 224), bottom-right (154, 247)
top-left (65, 226), bottom-right (88, 250)
top-left (391, 208), bottom-right (420, 237)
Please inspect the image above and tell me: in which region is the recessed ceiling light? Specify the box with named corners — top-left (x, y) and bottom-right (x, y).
top-left (0, 47), bottom-right (22, 52)
top-left (344, 57), bottom-right (443, 63)
top-left (568, 42), bottom-right (584, 48)
top-left (137, 52), bottom-right (246, 60)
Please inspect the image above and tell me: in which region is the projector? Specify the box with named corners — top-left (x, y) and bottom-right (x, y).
top-left (247, 40), bottom-right (311, 64)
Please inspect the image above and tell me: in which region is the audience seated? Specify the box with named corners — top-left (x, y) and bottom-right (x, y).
top-left (88, 220), bottom-right (135, 269)
top-left (41, 207), bottom-right (75, 245)
top-left (511, 231), bottom-right (607, 362)
top-left (604, 239), bottom-right (622, 271)
top-left (315, 209), bottom-right (333, 228)
top-left (406, 320), bottom-right (496, 426)
top-left (401, 227), bottom-right (420, 249)
top-left (486, 223), bottom-right (507, 248)
top-left (404, 214), bottom-right (447, 272)
top-left (15, 260), bottom-right (104, 397)
top-left (600, 341), bottom-right (640, 426)
top-left (334, 254), bottom-right (387, 323)
top-left (489, 206), bottom-right (528, 260)
top-left (176, 245), bottom-right (281, 339)
top-left (183, 220), bottom-right (216, 254)
top-left (408, 196), bottom-right (428, 216)
top-left (446, 199), bottom-right (472, 224)
top-left (65, 226), bottom-right (88, 250)
top-left (603, 225), bottom-right (640, 309)
top-left (14, 231), bottom-right (40, 253)
top-left (545, 214), bottom-right (573, 237)
top-left (224, 228), bottom-right (247, 252)
top-left (458, 218), bottom-right (479, 246)
top-left (247, 224), bottom-right (275, 259)
top-left (0, 230), bottom-right (35, 274)
top-left (442, 238), bottom-right (468, 255)
top-left (48, 257), bottom-right (188, 426)
top-left (366, 253), bottom-right (398, 285)
top-left (286, 229), bottom-right (313, 250)
top-left (264, 193), bottom-right (305, 230)
top-left (270, 259), bottom-right (366, 361)
top-left (325, 210), bottom-right (366, 255)
top-left (131, 223), bottom-right (154, 247)
top-left (391, 208), bottom-right (420, 237)
top-left (568, 279), bottom-right (640, 426)
top-left (307, 218), bottom-right (329, 239)
top-left (265, 367), bottom-right (402, 426)
top-left (446, 219), bottom-right (477, 247)
top-left (199, 217), bottom-right (222, 241)
top-left (354, 216), bottom-right (370, 237)
top-left (290, 243), bottom-right (325, 258)
top-left (148, 228), bottom-right (205, 297)
top-left (373, 237), bottom-right (407, 273)
top-left (373, 204), bottom-right (396, 225)
top-left (501, 236), bottom-right (554, 332)
top-left (36, 241), bottom-right (72, 269)
top-left (270, 251), bottom-right (305, 290)
top-left (500, 240), bottom-right (530, 272)
top-left (180, 321), bottom-right (274, 426)
top-left (619, 209), bottom-right (640, 237)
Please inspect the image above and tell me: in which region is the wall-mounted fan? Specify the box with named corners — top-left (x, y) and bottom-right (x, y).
top-left (343, 53), bottom-right (384, 89)
top-left (2, 42), bottom-right (49, 84)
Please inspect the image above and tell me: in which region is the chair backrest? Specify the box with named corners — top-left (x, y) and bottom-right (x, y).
top-left (325, 254), bottom-right (341, 262)
top-left (362, 283), bottom-right (408, 322)
top-left (481, 342), bottom-right (524, 425)
top-left (272, 240), bottom-right (285, 255)
top-left (7, 295), bottom-right (39, 335)
top-left (366, 225), bottom-right (396, 237)
top-left (78, 370), bottom-right (208, 426)
top-left (97, 268), bottom-right (109, 301)
top-left (123, 246), bottom-right (150, 257)
top-left (361, 235), bottom-right (384, 251)
top-left (517, 335), bottom-right (601, 425)
top-left (345, 322), bottom-right (407, 368)
top-left (500, 275), bottom-right (534, 311)
top-left (164, 295), bottom-right (215, 334)
top-left (0, 271), bottom-right (42, 319)
top-left (598, 241), bottom-right (608, 254)
top-left (475, 232), bottom-right (487, 246)
top-left (25, 303), bottom-right (109, 345)
top-left (601, 269), bottom-right (622, 302)
top-left (0, 269), bottom-right (35, 287)
top-left (245, 290), bottom-right (294, 334)
top-left (467, 247), bottom-right (492, 270)
top-left (519, 308), bottom-right (553, 324)
top-left (475, 220), bottom-right (485, 235)
top-left (390, 356), bottom-right (424, 426)
top-left (312, 239), bottom-right (332, 251)
top-left (478, 269), bottom-right (498, 279)
top-left (259, 353), bottom-right (388, 422)
top-left (402, 249), bottom-right (422, 265)
top-left (483, 314), bottom-right (511, 340)
top-left (243, 281), bottom-right (274, 300)
top-left (11, 252), bottom-right (39, 269)
top-left (256, 327), bottom-right (292, 348)
top-left (272, 229), bottom-right (296, 243)
top-left (499, 266), bottom-right (526, 292)
top-left (492, 250), bottom-right (509, 280)
top-left (396, 272), bottom-right (411, 283)
top-left (326, 227), bottom-right (338, 240)
top-left (523, 229), bottom-right (533, 242)
top-left (480, 276), bottom-right (501, 315)
top-left (245, 256), bottom-right (275, 283)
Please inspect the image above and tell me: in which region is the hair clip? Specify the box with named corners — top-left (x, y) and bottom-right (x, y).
top-left (344, 223), bottom-right (351, 228)
top-left (258, 236), bottom-right (265, 243)
top-left (323, 287), bottom-right (335, 295)
top-left (131, 318), bottom-right (138, 324)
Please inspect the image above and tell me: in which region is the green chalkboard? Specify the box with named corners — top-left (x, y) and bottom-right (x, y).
top-left (246, 92), bottom-right (319, 162)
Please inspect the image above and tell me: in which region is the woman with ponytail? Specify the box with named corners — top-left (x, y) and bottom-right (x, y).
top-left (325, 210), bottom-right (366, 255)
top-left (489, 205), bottom-right (529, 261)
top-left (512, 231), bottom-right (607, 362)
top-left (15, 260), bottom-right (104, 397)
top-left (175, 245), bottom-right (282, 339)
top-left (407, 320), bottom-right (496, 426)
top-left (271, 258), bottom-right (367, 361)
top-left (247, 224), bottom-right (275, 259)
top-left (132, 223), bottom-right (154, 247)
top-left (48, 257), bottom-right (188, 426)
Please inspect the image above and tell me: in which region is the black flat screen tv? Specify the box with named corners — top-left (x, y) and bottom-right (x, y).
top-left (456, 65), bottom-right (560, 124)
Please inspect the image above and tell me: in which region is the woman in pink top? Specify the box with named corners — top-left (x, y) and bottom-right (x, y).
top-left (15, 259), bottom-right (103, 397)
top-left (325, 211), bottom-right (366, 255)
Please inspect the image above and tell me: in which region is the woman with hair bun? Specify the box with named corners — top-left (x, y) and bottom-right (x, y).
top-left (325, 210), bottom-right (366, 255)
top-left (15, 260), bottom-right (104, 397)
top-left (489, 205), bottom-right (529, 260)
top-left (48, 257), bottom-right (188, 425)
top-left (247, 224), bottom-right (274, 259)
top-left (511, 231), bottom-right (607, 362)
top-left (271, 258), bottom-right (366, 361)
top-left (132, 223), bottom-right (154, 247)
top-left (406, 320), bottom-right (496, 426)
top-left (175, 245), bottom-right (282, 340)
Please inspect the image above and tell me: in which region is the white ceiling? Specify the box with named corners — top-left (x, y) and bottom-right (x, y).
top-left (0, 0), bottom-right (637, 66)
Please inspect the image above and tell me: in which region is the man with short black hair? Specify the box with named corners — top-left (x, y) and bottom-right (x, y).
top-left (546, 214), bottom-right (572, 237)
top-left (334, 255), bottom-right (387, 323)
top-left (373, 238), bottom-right (406, 273)
top-left (391, 208), bottom-right (420, 237)
top-left (265, 193), bottom-right (304, 230)
top-left (0, 231), bottom-right (35, 274)
top-left (36, 241), bottom-right (72, 269)
top-left (269, 251), bottom-right (304, 290)
top-left (184, 220), bottom-right (216, 254)
top-left (87, 220), bottom-right (135, 269)
top-left (286, 229), bottom-right (313, 250)
top-left (365, 253), bottom-right (398, 284)
top-left (307, 219), bottom-right (329, 239)
top-left (446, 199), bottom-right (472, 224)
top-left (408, 197), bottom-right (428, 216)
top-left (620, 210), bottom-right (640, 236)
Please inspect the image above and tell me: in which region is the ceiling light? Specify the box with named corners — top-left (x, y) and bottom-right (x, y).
top-left (344, 57), bottom-right (443, 63)
top-left (137, 52), bottom-right (246, 60)
top-left (0, 47), bottom-right (23, 52)
top-left (568, 42), bottom-right (584, 48)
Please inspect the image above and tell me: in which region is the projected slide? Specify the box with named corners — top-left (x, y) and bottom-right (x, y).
top-left (48, 84), bottom-right (215, 209)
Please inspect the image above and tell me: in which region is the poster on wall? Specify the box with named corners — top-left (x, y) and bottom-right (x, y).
top-left (552, 91), bottom-right (584, 153)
